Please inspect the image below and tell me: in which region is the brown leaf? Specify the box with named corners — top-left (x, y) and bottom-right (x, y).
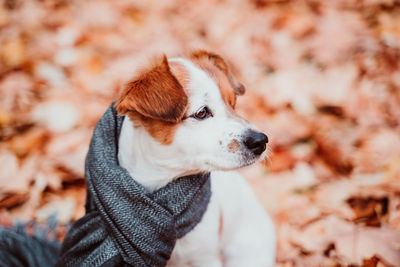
top-left (347, 196), bottom-right (389, 227)
top-left (0, 108), bottom-right (11, 127)
top-left (269, 146), bottom-right (297, 172)
top-left (2, 38), bottom-right (25, 67)
top-left (314, 115), bottom-right (359, 175)
top-left (6, 127), bottom-right (49, 158)
top-left (363, 255), bottom-right (380, 267)
top-left (0, 193), bottom-right (28, 209)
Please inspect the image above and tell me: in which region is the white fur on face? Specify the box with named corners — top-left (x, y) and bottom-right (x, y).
top-left (118, 57), bottom-right (267, 191)
top-left (169, 58), bottom-right (266, 171)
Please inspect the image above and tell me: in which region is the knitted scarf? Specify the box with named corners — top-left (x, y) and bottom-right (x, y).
top-left (56, 104), bottom-right (211, 266)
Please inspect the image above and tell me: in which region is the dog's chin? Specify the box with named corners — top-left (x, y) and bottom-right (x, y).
top-left (202, 152), bottom-right (263, 172)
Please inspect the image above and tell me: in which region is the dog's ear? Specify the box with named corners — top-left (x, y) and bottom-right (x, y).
top-left (190, 50), bottom-right (245, 96)
top-left (115, 55), bottom-right (188, 123)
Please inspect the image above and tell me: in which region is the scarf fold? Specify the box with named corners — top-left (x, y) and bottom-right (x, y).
top-left (56, 104), bottom-right (211, 267)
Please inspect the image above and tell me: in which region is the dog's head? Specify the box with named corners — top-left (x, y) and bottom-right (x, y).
top-left (115, 50), bottom-right (268, 172)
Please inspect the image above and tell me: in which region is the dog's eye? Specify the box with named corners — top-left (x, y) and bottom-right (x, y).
top-left (192, 106), bottom-right (212, 120)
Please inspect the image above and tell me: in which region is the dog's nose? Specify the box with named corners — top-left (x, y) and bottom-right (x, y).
top-left (244, 130), bottom-right (268, 156)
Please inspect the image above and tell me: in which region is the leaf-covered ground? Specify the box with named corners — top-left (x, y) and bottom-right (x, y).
top-left (1, 0), bottom-right (400, 266)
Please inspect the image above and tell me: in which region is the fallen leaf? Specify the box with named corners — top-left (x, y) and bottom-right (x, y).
top-left (2, 38), bottom-right (25, 67)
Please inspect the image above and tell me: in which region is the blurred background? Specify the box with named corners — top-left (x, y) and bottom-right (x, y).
top-left (1, 0), bottom-right (400, 266)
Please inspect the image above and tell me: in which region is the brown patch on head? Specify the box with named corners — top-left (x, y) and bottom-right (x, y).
top-left (190, 57), bottom-right (237, 108)
top-left (217, 72), bottom-right (238, 108)
top-left (228, 139), bottom-right (240, 152)
top-left (169, 61), bottom-right (190, 90)
top-left (115, 55), bottom-right (188, 145)
top-left (190, 50), bottom-right (246, 97)
top-left (115, 55), bottom-right (188, 123)
top-left (128, 113), bottom-right (178, 145)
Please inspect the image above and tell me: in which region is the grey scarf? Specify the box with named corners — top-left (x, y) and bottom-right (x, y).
top-left (56, 104), bottom-right (211, 266)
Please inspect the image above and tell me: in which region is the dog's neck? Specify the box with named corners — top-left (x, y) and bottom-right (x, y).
top-left (118, 117), bottom-right (195, 192)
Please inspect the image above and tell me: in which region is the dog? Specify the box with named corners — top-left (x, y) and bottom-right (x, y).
top-left (114, 50), bottom-right (276, 267)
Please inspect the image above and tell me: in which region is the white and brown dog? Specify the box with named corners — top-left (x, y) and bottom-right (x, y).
top-left (115, 51), bottom-right (275, 267)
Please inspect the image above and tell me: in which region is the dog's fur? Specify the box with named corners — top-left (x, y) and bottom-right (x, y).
top-left (115, 51), bottom-right (275, 266)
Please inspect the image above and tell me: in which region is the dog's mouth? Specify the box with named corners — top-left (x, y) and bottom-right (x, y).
top-left (239, 148), bottom-right (268, 168)
top-left (204, 146), bottom-right (268, 171)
